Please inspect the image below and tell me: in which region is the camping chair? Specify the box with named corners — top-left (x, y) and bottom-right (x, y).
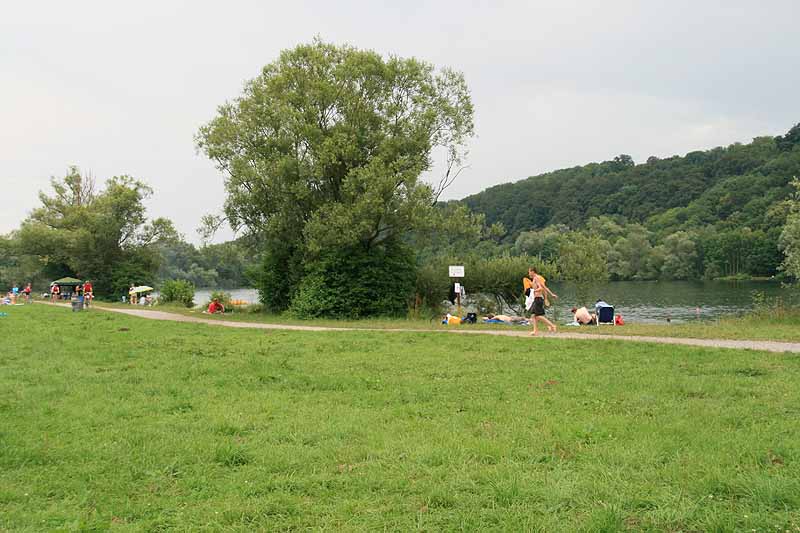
top-left (596, 305), bottom-right (615, 326)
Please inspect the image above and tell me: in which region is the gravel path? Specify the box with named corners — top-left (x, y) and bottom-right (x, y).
top-left (55, 303), bottom-right (800, 354)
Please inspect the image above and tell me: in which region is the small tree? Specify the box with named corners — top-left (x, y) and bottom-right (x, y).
top-left (159, 279), bottom-right (196, 308)
top-left (558, 234), bottom-right (610, 304)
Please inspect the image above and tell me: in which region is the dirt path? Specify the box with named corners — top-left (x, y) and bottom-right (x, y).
top-left (47, 303), bottom-right (800, 354)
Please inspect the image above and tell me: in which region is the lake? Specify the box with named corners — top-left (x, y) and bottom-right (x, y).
top-left (196, 281), bottom-right (795, 324)
top-left (533, 280), bottom-right (793, 324)
top-left (194, 288), bottom-right (260, 307)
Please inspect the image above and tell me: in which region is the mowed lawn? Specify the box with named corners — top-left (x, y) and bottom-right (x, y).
top-left (2, 306), bottom-right (800, 531)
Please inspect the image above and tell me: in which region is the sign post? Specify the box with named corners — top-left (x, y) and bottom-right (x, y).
top-left (449, 265), bottom-right (465, 316)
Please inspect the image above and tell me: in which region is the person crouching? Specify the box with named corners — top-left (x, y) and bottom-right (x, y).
top-left (207, 298), bottom-right (225, 314)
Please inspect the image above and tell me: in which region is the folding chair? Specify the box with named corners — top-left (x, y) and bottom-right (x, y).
top-left (596, 305), bottom-right (615, 326)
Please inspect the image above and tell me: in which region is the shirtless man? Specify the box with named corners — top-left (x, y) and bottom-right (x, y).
top-left (571, 306), bottom-right (597, 325)
top-left (523, 267), bottom-right (558, 336)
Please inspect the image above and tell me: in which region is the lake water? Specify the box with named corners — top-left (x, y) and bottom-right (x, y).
top-left (195, 281), bottom-right (795, 324)
top-left (532, 280), bottom-right (793, 324)
top-left (194, 288), bottom-right (260, 307)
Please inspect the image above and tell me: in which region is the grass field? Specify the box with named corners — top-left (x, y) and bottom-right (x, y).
top-left (3, 305), bottom-right (800, 531)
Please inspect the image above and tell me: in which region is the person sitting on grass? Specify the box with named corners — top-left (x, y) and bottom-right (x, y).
top-left (571, 306), bottom-right (597, 325)
top-left (206, 298), bottom-right (225, 314)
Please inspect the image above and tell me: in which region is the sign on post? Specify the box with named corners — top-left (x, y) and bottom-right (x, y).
top-left (448, 265), bottom-right (464, 278)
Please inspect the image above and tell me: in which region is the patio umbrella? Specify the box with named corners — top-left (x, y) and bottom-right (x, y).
top-left (130, 286), bottom-right (154, 294)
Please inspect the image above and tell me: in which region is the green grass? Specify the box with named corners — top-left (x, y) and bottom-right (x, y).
top-left (3, 305), bottom-right (800, 531)
top-left (568, 311), bottom-right (800, 343)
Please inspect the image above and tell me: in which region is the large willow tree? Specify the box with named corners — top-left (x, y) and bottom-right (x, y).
top-left (197, 40), bottom-right (474, 316)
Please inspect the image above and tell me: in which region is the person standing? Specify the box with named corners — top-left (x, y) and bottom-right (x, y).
top-left (22, 282), bottom-right (32, 303)
top-left (129, 284), bottom-right (137, 305)
top-left (523, 267), bottom-right (558, 336)
top-left (50, 283), bottom-right (60, 302)
top-left (82, 280), bottom-right (93, 308)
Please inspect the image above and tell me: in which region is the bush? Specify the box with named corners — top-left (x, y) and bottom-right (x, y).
top-left (249, 239), bottom-right (304, 312)
top-left (288, 242), bottom-right (416, 319)
top-left (415, 255), bottom-right (558, 315)
top-left (159, 279), bottom-right (195, 307)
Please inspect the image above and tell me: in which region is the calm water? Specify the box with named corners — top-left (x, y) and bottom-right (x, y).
top-left (194, 288), bottom-right (260, 307)
top-left (541, 280), bottom-right (793, 324)
top-left (196, 281), bottom-right (794, 324)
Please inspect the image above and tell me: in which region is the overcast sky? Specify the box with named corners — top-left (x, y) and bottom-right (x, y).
top-left (2, 0), bottom-right (799, 243)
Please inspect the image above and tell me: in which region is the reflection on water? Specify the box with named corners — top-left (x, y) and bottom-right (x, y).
top-left (194, 282), bottom-right (795, 324)
top-left (544, 280), bottom-right (793, 324)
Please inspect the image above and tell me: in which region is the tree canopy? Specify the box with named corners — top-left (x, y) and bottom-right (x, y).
top-left (11, 167), bottom-right (176, 296)
top-left (459, 123), bottom-right (800, 280)
top-left (197, 40), bottom-right (474, 315)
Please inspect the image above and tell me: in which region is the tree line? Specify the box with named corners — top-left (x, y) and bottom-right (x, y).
top-left (0, 167), bottom-right (253, 297)
top-left (3, 40), bottom-right (799, 317)
top-left (458, 124), bottom-right (800, 280)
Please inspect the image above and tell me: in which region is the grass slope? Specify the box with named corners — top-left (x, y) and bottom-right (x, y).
top-left (2, 305), bottom-right (800, 531)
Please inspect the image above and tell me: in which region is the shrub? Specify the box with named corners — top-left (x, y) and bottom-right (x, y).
top-left (159, 279), bottom-right (195, 308)
top-left (289, 242), bottom-right (416, 319)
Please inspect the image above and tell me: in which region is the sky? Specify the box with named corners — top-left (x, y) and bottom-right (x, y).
top-left (2, 0), bottom-right (799, 243)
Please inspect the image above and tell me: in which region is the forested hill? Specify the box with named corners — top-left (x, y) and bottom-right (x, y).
top-left (461, 124), bottom-right (800, 241)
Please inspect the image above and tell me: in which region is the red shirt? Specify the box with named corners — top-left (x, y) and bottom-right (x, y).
top-left (207, 301), bottom-right (224, 314)
top-left (52, 284), bottom-right (60, 294)
top-left (83, 283), bottom-right (93, 293)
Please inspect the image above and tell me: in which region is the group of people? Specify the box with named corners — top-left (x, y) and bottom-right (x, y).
top-left (523, 269), bottom-right (618, 333)
top-left (4, 283), bottom-right (32, 305)
top-left (50, 281), bottom-right (94, 306)
top-left (569, 300), bottom-right (614, 326)
top-left (127, 285), bottom-right (153, 306)
top-left (122, 283), bottom-right (154, 306)
top-left (451, 268), bottom-right (612, 335)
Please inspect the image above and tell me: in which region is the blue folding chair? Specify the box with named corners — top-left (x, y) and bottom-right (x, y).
top-left (597, 305), bottom-right (615, 326)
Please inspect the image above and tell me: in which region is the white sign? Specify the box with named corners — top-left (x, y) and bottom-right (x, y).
top-left (454, 282), bottom-right (461, 293)
top-left (449, 265), bottom-right (465, 278)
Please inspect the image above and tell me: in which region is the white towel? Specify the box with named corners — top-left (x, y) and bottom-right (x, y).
top-left (525, 291), bottom-right (535, 311)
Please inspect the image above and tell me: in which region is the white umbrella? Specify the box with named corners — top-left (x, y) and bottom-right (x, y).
top-left (130, 286), bottom-right (154, 294)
